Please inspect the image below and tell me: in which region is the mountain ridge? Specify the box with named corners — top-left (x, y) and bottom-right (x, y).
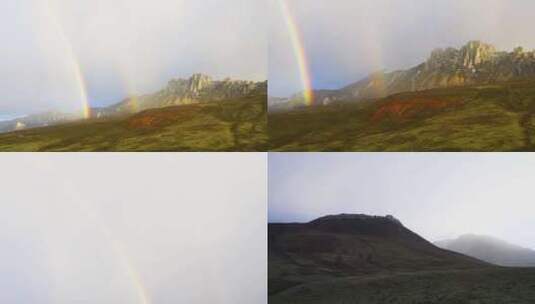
top-left (276, 40), bottom-right (535, 109)
top-left (0, 73), bottom-right (266, 133)
top-left (110, 73), bottom-right (266, 113)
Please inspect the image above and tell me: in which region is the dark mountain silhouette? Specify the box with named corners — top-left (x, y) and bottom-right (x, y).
top-left (269, 214), bottom-right (485, 293)
top-left (435, 234), bottom-right (535, 267)
top-left (269, 214), bottom-right (535, 304)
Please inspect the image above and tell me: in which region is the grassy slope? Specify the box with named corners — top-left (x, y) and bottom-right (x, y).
top-left (270, 268), bottom-right (535, 304)
top-left (269, 232), bottom-right (484, 299)
top-left (0, 95), bottom-right (266, 151)
top-left (269, 81), bottom-right (535, 151)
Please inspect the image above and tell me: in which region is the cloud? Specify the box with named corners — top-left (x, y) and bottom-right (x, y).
top-left (269, 153), bottom-right (535, 250)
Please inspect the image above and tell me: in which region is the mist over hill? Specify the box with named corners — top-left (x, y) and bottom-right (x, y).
top-left (435, 234), bottom-right (535, 267)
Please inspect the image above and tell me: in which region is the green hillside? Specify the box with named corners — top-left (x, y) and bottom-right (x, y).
top-left (0, 95), bottom-right (266, 152)
top-left (269, 81), bottom-right (535, 151)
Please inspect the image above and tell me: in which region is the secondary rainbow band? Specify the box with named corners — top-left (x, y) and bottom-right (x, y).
top-left (278, 0), bottom-right (314, 105)
top-left (72, 58), bottom-right (91, 119)
top-left (61, 183), bottom-right (152, 304)
top-left (112, 241), bottom-right (151, 304)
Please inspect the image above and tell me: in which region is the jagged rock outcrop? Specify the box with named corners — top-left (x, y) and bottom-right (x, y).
top-left (342, 41), bottom-right (535, 100)
top-left (113, 73), bottom-right (267, 112)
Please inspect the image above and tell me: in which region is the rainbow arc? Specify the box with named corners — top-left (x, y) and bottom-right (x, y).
top-left (278, 0), bottom-right (314, 105)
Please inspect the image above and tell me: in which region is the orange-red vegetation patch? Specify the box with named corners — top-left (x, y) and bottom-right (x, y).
top-left (127, 106), bottom-right (200, 129)
top-left (371, 97), bottom-right (463, 123)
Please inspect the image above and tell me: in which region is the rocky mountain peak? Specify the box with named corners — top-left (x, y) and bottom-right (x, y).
top-left (425, 47), bottom-right (459, 70)
top-left (101, 73), bottom-right (267, 114)
top-left (165, 74), bottom-right (213, 95)
top-left (188, 73), bottom-right (213, 93)
top-left (424, 41), bottom-right (497, 70)
top-left (336, 41), bottom-right (535, 103)
top-left (459, 40), bottom-right (496, 68)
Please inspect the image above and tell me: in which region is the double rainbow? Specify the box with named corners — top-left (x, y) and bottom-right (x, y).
top-left (277, 0), bottom-right (314, 105)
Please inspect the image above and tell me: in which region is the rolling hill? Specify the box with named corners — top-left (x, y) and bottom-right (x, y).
top-left (0, 95), bottom-right (266, 151)
top-left (269, 214), bottom-right (535, 304)
top-left (435, 234), bottom-right (535, 267)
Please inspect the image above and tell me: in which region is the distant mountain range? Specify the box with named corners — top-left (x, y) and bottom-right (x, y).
top-left (0, 111), bottom-right (82, 133)
top-left (435, 234), bottom-right (535, 267)
top-left (273, 41), bottom-right (535, 110)
top-left (0, 74), bottom-right (266, 133)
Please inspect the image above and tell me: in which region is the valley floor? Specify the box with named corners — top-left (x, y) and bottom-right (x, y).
top-left (270, 268), bottom-right (535, 304)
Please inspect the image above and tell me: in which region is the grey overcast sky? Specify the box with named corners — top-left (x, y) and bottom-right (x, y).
top-left (269, 153), bottom-right (535, 250)
top-left (0, 0), bottom-right (266, 117)
top-left (0, 153), bottom-right (266, 304)
top-left (269, 0), bottom-right (535, 97)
